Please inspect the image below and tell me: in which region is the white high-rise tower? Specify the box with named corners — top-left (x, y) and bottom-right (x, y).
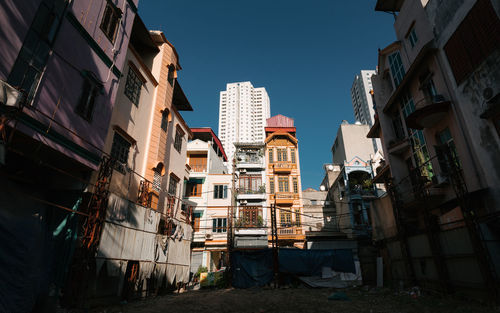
top-left (351, 70), bottom-right (382, 152)
top-left (218, 82), bottom-right (271, 164)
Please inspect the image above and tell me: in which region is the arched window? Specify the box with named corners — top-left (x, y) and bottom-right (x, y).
top-left (152, 162), bottom-right (165, 192)
top-left (167, 64), bottom-right (175, 86)
top-left (161, 109), bottom-right (170, 131)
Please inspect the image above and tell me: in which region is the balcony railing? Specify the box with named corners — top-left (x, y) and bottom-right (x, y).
top-left (189, 164), bottom-right (207, 172)
top-left (406, 94), bottom-right (450, 129)
top-left (238, 185), bottom-right (266, 194)
top-left (273, 161), bottom-right (293, 172)
top-left (275, 192), bottom-right (296, 199)
top-left (278, 226), bottom-right (302, 236)
top-left (236, 154), bottom-right (263, 164)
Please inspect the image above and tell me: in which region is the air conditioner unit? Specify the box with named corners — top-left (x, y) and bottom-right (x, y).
top-left (240, 169), bottom-right (247, 173)
top-left (205, 233), bottom-right (213, 240)
top-left (240, 200), bottom-right (248, 205)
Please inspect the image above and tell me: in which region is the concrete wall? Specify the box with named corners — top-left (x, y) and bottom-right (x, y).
top-left (0, 0), bottom-right (41, 79)
top-left (1, 0), bottom-right (135, 170)
top-left (332, 123), bottom-right (375, 164)
top-left (105, 45), bottom-right (159, 201)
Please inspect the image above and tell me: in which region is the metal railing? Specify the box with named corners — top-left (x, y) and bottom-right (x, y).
top-left (414, 94), bottom-right (447, 110)
top-left (274, 161), bottom-right (292, 169)
top-left (236, 154), bottom-right (263, 164)
top-left (276, 192), bottom-right (296, 198)
top-left (278, 226), bottom-right (302, 235)
top-left (189, 164), bottom-right (207, 172)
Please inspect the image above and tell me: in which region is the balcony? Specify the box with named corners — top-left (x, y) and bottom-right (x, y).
top-left (237, 183), bottom-right (266, 200)
top-left (189, 164), bottom-right (207, 173)
top-left (276, 226), bottom-right (305, 240)
top-left (387, 137), bottom-right (410, 155)
top-left (349, 187), bottom-right (377, 200)
top-left (405, 95), bottom-right (450, 130)
top-left (273, 161), bottom-right (294, 173)
top-left (272, 192), bottom-right (297, 205)
top-left (236, 154), bottom-right (264, 169)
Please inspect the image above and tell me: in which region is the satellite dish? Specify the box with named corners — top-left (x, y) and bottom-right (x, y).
top-left (327, 164), bottom-right (334, 171)
top-left (320, 185), bottom-right (326, 191)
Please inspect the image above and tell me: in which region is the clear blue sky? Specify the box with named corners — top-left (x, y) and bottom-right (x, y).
top-left (139, 0), bottom-right (396, 190)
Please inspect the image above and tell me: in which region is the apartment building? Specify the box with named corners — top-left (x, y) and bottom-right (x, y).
top-left (351, 70), bottom-right (382, 152)
top-left (265, 114), bottom-right (305, 248)
top-left (0, 0), bottom-right (135, 310)
top-left (233, 142), bottom-right (269, 249)
top-left (185, 128), bottom-right (232, 273)
top-left (218, 81), bottom-right (271, 166)
top-left (370, 0), bottom-right (500, 300)
top-left (79, 21), bottom-right (195, 302)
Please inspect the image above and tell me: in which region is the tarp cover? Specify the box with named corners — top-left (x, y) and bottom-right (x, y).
top-left (231, 249), bottom-right (274, 288)
top-left (0, 180), bottom-right (80, 313)
top-left (231, 248), bottom-right (355, 289)
top-left (279, 248), bottom-right (355, 275)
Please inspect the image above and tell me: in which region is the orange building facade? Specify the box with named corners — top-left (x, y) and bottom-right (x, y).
top-left (265, 115), bottom-right (305, 248)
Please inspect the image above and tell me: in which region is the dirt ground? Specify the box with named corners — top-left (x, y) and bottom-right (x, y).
top-left (91, 286), bottom-right (499, 313)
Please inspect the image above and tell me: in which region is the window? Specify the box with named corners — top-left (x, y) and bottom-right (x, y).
top-left (408, 27), bottom-right (418, 48)
top-left (192, 213), bottom-right (201, 232)
top-left (401, 94), bottom-right (433, 179)
top-left (436, 127), bottom-right (461, 172)
top-left (421, 77), bottom-right (438, 100)
top-left (290, 148), bottom-right (296, 164)
top-left (280, 210), bottom-right (292, 227)
top-left (189, 154), bottom-right (207, 172)
top-left (391, 113), bottom-right (406, 141)
top-left (239, 176), bottom-right (262, 193)
top-left (100, 1), bottom-right (121, 43)
top-left (168, 175), bottom-right (179, 196)
top-left (268, 148), bottom-right (274, 163)
top-left (8, 2), bottom-right (61, 102)
top-left (76, 72), bottom-right (102, 121)
top-left (292, 177), bottom-right (298, 194)
top-left (110, 132), bottom-right (131, 173)
top-left (186, 182), bottom-right (202, 197)
top-left (174, 128), bottom-right (184, 153)
top-left (269, 177), bottom-right (275, 193)
top-left (214, 185), bottom-right (228, 199)
top-left (152, 170), bottom-right (161, 192)
top-left (167, 64), bottom-right (175, 86)
top-left (212, 218), bottom-right (227, 233)
top-left (277, 148), bottom-right (287, 162)
top-left (124, 66), bottom-right (142, 106)
top-left (161, 110), bottom-right (169, 131)
top-left (444, 0), bottom-right (500, 85)
top-left (278, 176), bottom-right (289, 192)
top-left (295, 209), bottom-right (301, 226)
top-left (388, 51), bottom-right (405, 87)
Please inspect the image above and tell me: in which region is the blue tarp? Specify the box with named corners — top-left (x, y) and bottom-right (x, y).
top-left (231, 248), bottom-right (355, 288)
top-left (231, 249), bottom-right (274, 288)
top-left (278, 248), bottom-right (355, 275)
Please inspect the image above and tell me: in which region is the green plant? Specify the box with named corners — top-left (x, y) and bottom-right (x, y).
top-left (195, 265), bottom-right (208, 278)
top-left (257, 215), bottom-right (264, 226)
top-left (362, 179), bottom-right (373, 190)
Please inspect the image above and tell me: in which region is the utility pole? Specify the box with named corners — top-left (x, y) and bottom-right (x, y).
top-left (270, 175), bottom-right (279, 287)
top-left (227, 158), bottom-right (237, 286)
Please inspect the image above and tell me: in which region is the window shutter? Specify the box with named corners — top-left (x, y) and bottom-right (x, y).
top-left (212, 219), bottom-right (217, 232)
